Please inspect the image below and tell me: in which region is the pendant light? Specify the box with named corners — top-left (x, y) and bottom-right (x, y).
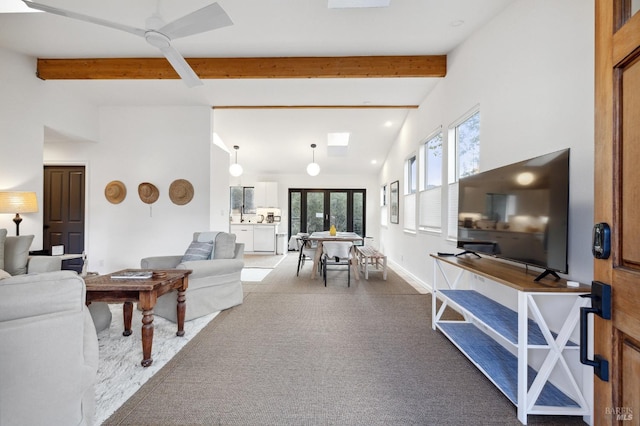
top-left (229, 145), bottom-right (243, 177)
top-left (306, 143), bottom-right (320, 176)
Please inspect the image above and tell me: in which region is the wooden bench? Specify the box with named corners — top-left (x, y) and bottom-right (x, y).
top-left (355, 246), bottom-right (387, 280)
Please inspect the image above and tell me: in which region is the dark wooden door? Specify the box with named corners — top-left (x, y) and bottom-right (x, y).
top-left (43, 166), bottom-right (85, 272)
top-left (594, 1), bottom-right (640, 423)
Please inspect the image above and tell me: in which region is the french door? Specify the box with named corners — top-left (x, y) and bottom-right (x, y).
top-left (288, 189), bottom-right (365, 237)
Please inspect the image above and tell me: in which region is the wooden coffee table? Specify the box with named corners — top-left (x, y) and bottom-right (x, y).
top-left (84, 269), bottom-right (191, 367)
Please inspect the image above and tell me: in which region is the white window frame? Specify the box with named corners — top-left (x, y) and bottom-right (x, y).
top-left (404, 154), bottom-right (417, 232)
top-left (419, 128), bottom-right (443, 233)
top-left (447, 107), bottom-right (480, 240)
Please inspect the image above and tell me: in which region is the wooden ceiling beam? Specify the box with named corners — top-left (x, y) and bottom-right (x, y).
top-left (36, 55), bottom-right (446, 80)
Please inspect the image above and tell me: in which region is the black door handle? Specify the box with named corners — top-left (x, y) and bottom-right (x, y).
top-left (579, 281), bottom-right (611, 382)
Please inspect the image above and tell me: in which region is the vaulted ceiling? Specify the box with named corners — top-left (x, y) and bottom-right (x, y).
top-left (0, 0), bottom-right (515, 175)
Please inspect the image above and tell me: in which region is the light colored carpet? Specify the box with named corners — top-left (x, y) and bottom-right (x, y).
top-left (95, 305), bottom-right (217, 425)
top-left (102, 256), bottom-right (584, 425)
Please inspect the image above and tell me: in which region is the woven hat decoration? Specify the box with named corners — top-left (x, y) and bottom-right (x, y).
top-left (169, 179), bottom-right (194, 205)
top-left (105, 180), bottom-right (126, 204)
top-left (138, 182), bottom-right (159, 204)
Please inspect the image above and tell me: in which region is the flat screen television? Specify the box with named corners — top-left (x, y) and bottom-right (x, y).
top-left (456, 149), bottom-right (569, 281)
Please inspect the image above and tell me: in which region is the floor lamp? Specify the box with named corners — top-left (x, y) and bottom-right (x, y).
top-left (0, 191), bottom-right (38, 236)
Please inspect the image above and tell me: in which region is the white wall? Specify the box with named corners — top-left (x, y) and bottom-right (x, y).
top-left (44, 106), bottom-right (229, 273)
top-left (0, 47), bottom-right (98, 247)
top-left (380, 0), bottom-right (595, 286)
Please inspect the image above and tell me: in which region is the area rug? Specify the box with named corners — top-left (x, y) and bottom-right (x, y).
top-left (243, 253), bottom-right (288, 268)
top-left (94, 304), bottom-right (217, 425)
top-left (241, 268), bottom-right (272, 282)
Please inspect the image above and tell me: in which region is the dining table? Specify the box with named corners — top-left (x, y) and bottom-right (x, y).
top-left (308, 231), bottom-right (364, 280)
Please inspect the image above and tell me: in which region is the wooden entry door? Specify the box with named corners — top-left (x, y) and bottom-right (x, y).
top-left (43, 165), bottom-right (85, 272)
top-left (594, 1), bottom-right (640, 423)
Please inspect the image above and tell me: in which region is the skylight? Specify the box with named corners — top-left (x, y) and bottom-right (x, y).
top-left (327, 132), bottom-right (350, 147)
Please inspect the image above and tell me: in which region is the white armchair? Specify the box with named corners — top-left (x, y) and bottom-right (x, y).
top-left (141, 231), bottom-right (244, 322)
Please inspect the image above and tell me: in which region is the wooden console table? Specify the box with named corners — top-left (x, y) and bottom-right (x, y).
top-left (431, 254), bottom-right (591, 425)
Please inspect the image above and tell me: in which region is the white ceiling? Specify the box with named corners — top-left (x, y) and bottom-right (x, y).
top-left (0, 0), bottom-right (515, 176)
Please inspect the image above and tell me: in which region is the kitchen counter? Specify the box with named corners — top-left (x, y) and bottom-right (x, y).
top-left (230, 223), bottom-right (280, 253)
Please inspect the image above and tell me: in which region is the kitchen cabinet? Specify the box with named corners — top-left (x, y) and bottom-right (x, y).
top-left (230, 225), bottom-right (253, 252)
top-left (253, 225), bottom-right (276, 252)
top-left (230, 224), bottom-right (279, 253)
top-left (254, 182), bottom-right (278, 208)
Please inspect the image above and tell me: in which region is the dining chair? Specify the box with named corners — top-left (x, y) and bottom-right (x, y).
top-left (296, 234), bottom-right (318, 276)
top-left (321, 241), bottom-right (353, 287)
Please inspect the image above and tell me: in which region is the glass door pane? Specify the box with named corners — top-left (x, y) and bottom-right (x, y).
top-left (306, 191), bottom-right (325, 233)
top-left (329, 191), bottom-right (347, 231)
top-left (353, 191), bottom-right (364, 235)
top-left (290, 191), bottom-right (301, 235)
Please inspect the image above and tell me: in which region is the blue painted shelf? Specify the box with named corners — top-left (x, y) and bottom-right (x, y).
top-left (438, 322), bottom-right (579, 407)
top-left (439, 290), bottom-right (578, 347)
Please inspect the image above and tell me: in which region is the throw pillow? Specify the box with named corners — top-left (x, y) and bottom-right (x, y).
top-left (4, 234), bottom-right (35, 275)
top-left (213, 232), bottom-right (237, 259)
top-left (0, 228), bottom-right (6, 271)
top-left (0, 269), bottom-right (10, 280)
top-left (181, 241), bottom-right (213, 263)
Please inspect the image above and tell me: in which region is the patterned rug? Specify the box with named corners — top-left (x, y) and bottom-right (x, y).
top-left (94, 302), bottom-right (217, 424)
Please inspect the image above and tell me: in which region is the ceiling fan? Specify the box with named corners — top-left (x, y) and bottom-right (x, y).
top-left (22, 1), bottom-right (233, 88)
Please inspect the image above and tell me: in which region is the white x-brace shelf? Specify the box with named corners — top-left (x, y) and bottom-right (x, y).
top-left (430, 254), bottom-right (592, 425)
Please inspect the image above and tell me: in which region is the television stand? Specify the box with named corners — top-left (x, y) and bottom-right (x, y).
top-left (430, 254), bottom-right (592, 425)
top-left (533, 268), bottom-right (561, 282)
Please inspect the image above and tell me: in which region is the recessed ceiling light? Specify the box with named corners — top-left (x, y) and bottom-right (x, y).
top-left (371, 159), bottom-right (378, 165)
top-left (450, 20), bottom-right (465, 27)
top-left (328, 0), bottom-right (390, 9)
top-left (384, 121), bottom-right (393, 127)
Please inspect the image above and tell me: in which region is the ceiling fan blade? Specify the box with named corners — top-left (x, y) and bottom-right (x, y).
top-left (158, 3), bottom-right (233, 40)
top-left (159, 45), bottom-right (203, 88)
top-left (22, 0), bottom-right (146, 38)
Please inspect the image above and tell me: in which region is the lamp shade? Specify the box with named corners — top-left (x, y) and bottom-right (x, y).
top-left (229, 145), bottom-right (243, 177)
top-left (0, 191), bottom-right (38, 213)
top-left (306, 162), bottom-right (320, 176)
top-left (229, 163), bottom-right (243, 177)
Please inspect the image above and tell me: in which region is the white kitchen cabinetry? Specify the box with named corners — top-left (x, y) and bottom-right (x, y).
top-left (431, 254), bottom-right (591, 425)
top-left (230, 224), bottom-right (279, 253)
top-left (254, 182), bottom-right (278, 208)
top-left (253, 225), bottom-right (276, 252)
top-left (230, 225), bottom-right (253, 252)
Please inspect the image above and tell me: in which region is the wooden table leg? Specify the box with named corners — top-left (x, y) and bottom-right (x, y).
top-left (176, 288), bottom-right (186, 337)
top-left (122, 301), bottom-right (133, 336)
top-left (311, 242), bottom-right (323, 279)
top-left (140, 308), bottom-right (154, 367)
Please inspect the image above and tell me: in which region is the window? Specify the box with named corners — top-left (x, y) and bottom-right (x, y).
top-left (448, 109), bottom-right (480, 238)
top-left (380, 184), bottom-right (387, 226)
top-left (405, 155), bottom-right (417, 194)
top-left (230, 186), bottom-right (255, 216)
top-left (419, 131), bottom-right (443, 231)
top-left (404, 155), bottom-right (417, 231)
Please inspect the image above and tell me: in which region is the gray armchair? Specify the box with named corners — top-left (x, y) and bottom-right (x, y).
top-left (0, 270), bottom-right (99, 426)
top-left (141, 231), bottom-right (244, 322)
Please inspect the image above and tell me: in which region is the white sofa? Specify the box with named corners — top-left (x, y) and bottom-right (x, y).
top-left (0, 229), bottom-right (111, 333)
top-left (140, 231), bottom-right (244, 322)
top-left (0, 270), bottom-right (99, 426)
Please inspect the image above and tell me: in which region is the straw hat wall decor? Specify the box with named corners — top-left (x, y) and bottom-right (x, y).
top-left (105, 180), bottom-right (126, 204)
top-left (169, 179), bottom-right (194, 205)
top-left (138, 182), bottom-right (159, 204)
